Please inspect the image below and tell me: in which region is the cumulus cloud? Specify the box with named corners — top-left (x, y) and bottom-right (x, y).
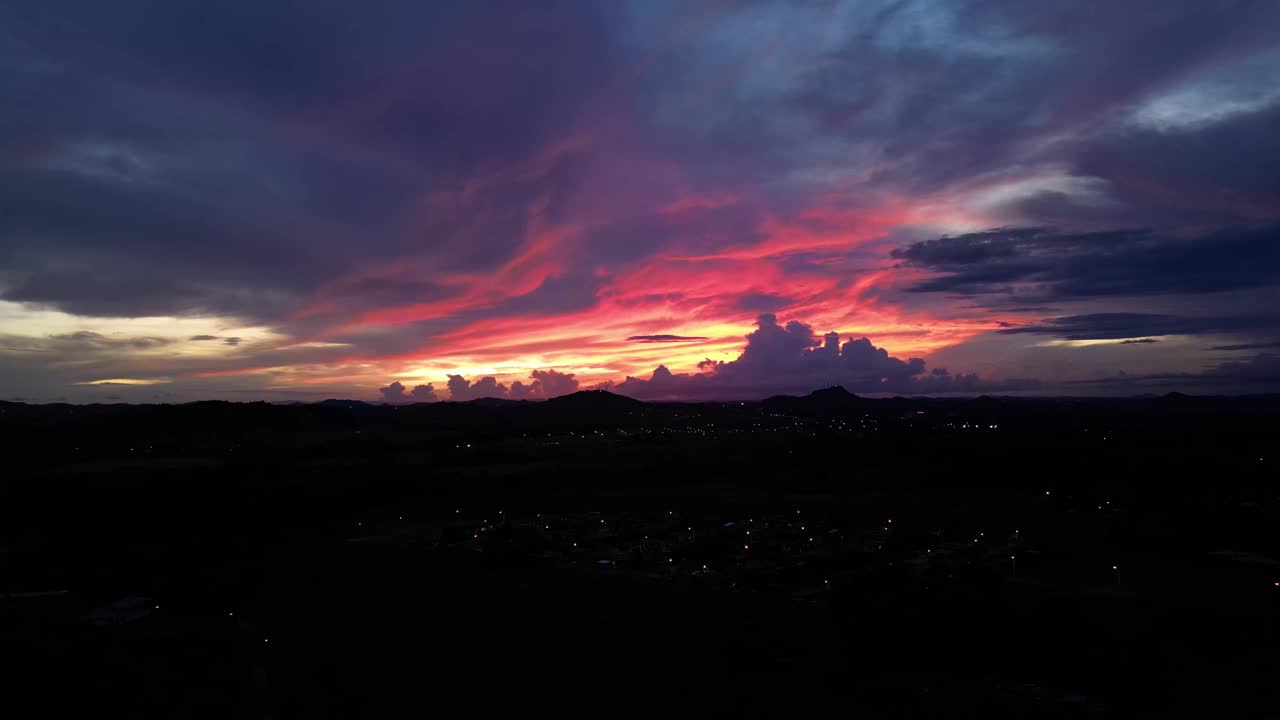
top-left (411, 383), bottom-right (438, 402)
top-left (378, 381), bottom-right (409, 403)
top-left (379, 380), bottom-right (439, 403)
top-left (446, 375), bottom-right (508, 401)
top-left (613, 314), bottom-right (1031, 400)
top-left (523, 369), bottom-right (579, 398)
top-left (448, 368), bottom-right (579, 401)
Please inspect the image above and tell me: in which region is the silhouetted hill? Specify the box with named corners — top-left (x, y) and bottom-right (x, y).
top-left (543, 389), bottom-right (645, 413)
top-left (761, 385), bottom-right (866, 415)
top-left (317, 399), bottom-right (379, 411)
top-left (966, 395), bottom-right (1005, 410)
top-left (465, 397), bottom-right (527, 408)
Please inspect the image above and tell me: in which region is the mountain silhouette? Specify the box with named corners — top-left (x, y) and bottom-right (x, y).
top-left (761, 385), bottom-right (865, 415)
top-left (543, 389), bottom-right (644, 412)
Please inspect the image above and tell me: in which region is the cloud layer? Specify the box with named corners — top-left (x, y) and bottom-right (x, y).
top-left (2, 1), bottom-right (1279, 401)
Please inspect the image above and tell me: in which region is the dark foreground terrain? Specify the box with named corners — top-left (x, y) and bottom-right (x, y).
top-left (3, 389), bottom-right (1278, 717)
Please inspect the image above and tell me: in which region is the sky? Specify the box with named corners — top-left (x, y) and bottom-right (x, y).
top-left (2, 0), bottom-right (1279, 403)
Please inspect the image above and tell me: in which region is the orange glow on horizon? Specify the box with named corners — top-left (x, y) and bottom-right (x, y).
top-left (182, 183), bottom-right (1013, 396)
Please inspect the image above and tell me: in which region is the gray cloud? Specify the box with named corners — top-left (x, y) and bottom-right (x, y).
top-left (733, 293), bottom-right (789, 314)
top-left (997, 313), bottom-right (1280, 340)
top-left (40, 330), bottom-right (172, 351)
top-left (1203, 341), bottom-right (1280, 351)
top-left (892, 225), bottom-right (1280, 299)
top-left (1068, 353), bottom-right (1280, 394)
top-left (626, 335), bottom-right (709, 343)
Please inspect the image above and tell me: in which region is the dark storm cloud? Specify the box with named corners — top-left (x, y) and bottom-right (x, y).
top-left (997, 313), bottom-right (1280, 341)
top-left (627, 335), bottom-right (710, 343)
top-left (1120, 339), bottom-right (1158, 345)
top-left (892, 225), bottom-right (1280, 299)
top-left (188, 335), bottom-right (218, 341)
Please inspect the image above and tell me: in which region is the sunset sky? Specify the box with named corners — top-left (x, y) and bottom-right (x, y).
top-left (2, 0), bottom-right (1279, 402)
